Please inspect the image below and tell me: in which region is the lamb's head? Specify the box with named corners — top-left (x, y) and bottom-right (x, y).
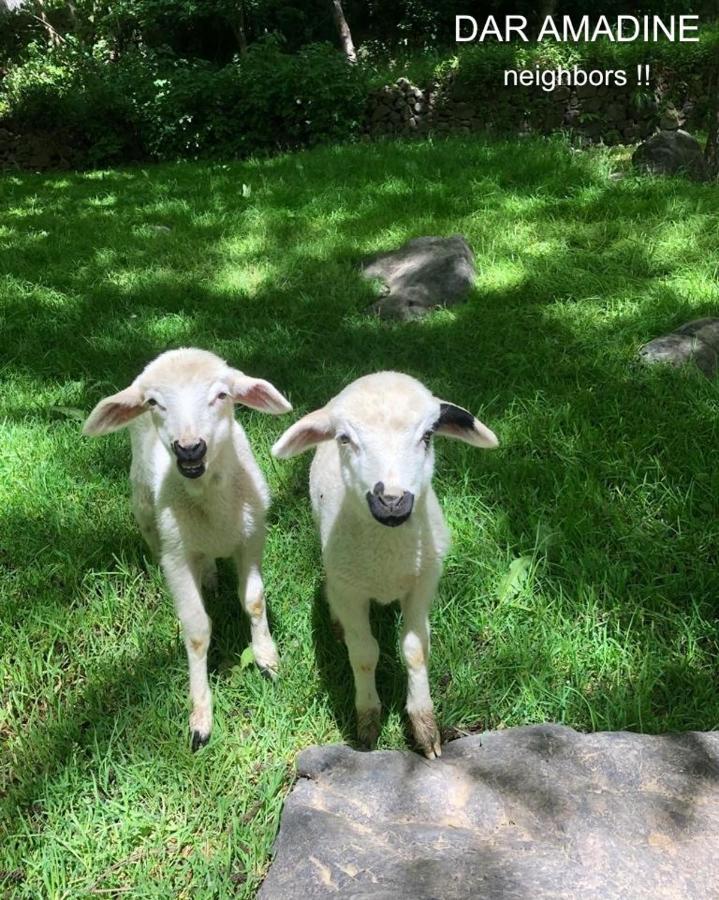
top-left (272, 372), bottom-right (498, 527)
top-left (83, 348), bottom-right (291, 479)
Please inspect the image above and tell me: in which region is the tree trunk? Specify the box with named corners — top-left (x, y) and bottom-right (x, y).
top-left (230, 2), bottom-right (248, 57)
top-left (706, 59), bottom-right (719, 179)
top-left (534, 0), bottom-right (557, 39)
top-left (330, 0), bottom-right (356, 64)
top-left (32, 0), bottom-right (62, 46)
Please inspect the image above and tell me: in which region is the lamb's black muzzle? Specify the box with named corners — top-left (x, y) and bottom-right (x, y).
top-left (172, 439), bottom-right (207, 479)
top-left (366, 481), bottom-right (414, 527)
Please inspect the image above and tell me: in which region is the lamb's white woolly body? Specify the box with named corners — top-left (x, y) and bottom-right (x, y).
top-left (274, 371), bottom-right (497, 759)
top-left (84, 348), bottom-right (291, 749)
top-left (311, 444), bottom-right (449, 603)
top-left (130, 417), bottom-right (269, 560)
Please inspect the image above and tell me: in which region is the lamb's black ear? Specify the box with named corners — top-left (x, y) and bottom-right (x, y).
top-left (434, 401), bottom-right (499, 448)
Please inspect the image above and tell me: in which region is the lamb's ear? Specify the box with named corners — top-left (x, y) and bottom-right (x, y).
top-left (434, 401), bottom-right (499, 449)
top-left (227, 371), bottom-right (292, 415)
top-left (272, 408), bottom-right (333, 458)
top-left (83, 385), bottom-right (146, 436)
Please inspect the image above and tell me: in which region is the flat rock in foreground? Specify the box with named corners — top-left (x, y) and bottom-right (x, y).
top-left (259, 725), bottom-right (719, 899)
top-left (639, 317), bottom-right (719, 377)
top-left (361, 235), bottom-right (475, 320)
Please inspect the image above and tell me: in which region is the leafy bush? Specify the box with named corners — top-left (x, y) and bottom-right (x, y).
top-left (1, 40), bottom-right (142, 163)
top-left (227, 38), bottom-right (369, 153)
top-left (0, 36), bottom-right (369, 165)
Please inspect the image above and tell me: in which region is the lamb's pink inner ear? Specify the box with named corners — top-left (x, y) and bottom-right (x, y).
top-left (83, 386), bottom-right (145, 436)
top-left (435, 401), bottom-right (499, 449)
top-left (229, 373), bottom-right (292, 415)
top-left (272, 410), bottom-right (333, 458)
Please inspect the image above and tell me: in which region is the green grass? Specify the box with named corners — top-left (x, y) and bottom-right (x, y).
top-left (2, 134), bottom-right (719, 896)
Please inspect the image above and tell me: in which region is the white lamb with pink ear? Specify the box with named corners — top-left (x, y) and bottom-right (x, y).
top-left (83, 347), bottom-right (292, 750)
top-left (272, 371), bottom-right (498, 759)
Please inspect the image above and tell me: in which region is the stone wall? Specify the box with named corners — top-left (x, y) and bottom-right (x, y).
top-left (365, 71), bottom-right (708, 146)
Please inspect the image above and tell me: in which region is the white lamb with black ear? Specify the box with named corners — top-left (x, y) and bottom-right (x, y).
top-left (83, 348), bottom-right (292, 750)
top-left (272, 371), bottom-right (498, 759)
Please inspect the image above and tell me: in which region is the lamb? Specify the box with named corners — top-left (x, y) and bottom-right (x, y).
top-left (83, 348), bottom-right (292, 749)
top-left (272, 372), bottom-right (498, 758)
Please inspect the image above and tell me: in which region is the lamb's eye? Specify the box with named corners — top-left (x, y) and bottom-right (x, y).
top-left (216, 392), bottom-right (228, 401)
top-left (147, 398), bottom-right (158, 407)
top-left (338, 434), bottom-right (351, 446)
top-left (422, 430), bottom-right (433, 447)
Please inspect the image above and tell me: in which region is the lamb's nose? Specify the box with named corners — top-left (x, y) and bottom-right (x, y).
top-left (172, 439), bottom-right (207, 462)
top-left (372, 482), bottom-right (401, 510)
top-left (368, 483), bottom-right (414, 526)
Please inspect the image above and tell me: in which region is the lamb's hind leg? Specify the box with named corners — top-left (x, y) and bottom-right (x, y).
top-left (234, 531), bottom-right (278, 678)
top-left (401, 568), bottom-right (442, 759)
top-left (162, 553), bottom-right (213, 750)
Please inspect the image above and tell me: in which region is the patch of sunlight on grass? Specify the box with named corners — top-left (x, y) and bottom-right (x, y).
top-left (476, 260), bottom-right (527, 293)
top-left (665, 271), bottom-right (719, 304)
top-left (500, 194), bottom-right (551, 217)
top-left (2, 275), bottom-right (79, 308)
top-left (213, 262), bottom-right (273, 296)
top-left (139, 199), bottom-right (193, 218)
top-left (86, 193), bottom-right (118, 209)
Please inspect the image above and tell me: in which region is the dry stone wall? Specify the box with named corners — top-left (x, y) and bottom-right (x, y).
top-left (365, 71), bottom-right (707, 146)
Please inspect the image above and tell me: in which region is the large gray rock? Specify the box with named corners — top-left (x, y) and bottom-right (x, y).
top-left (361, 235), bottom-right (475, 321)
top-left (639, 317), bottom-right (719, 377)
top-left (632, 129), bottom-right (708, 180)
top-left (260, 725), bottom-right (719, 899)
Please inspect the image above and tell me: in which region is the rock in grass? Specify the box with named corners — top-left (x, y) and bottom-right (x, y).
top-left (632, 130), bottom-right (708, 180)
top-left (259, 725), bottom-right (719, 899)
top-left (361, 235), bottom-right (475, 321)
top-left (639, 318), bottom-right (719, 377)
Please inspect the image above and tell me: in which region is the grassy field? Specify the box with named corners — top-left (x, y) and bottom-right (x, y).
top-left (2, 134), bottom-right (719, 897)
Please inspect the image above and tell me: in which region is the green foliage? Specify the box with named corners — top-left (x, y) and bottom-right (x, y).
top-left (0, 37), bottom-right (369, 165)
top-left (211, 38), bottom-right (369, 156)
top-left (1, 40), bottom-right (141, 163)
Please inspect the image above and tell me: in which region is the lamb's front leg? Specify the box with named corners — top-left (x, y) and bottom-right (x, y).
top-left (234, 532), bottom-right (279, 679)
top-left (401, 567), bottom-right (442, 759)
top-left (327, 581), bottom-right (381, 749)
top-left (161, 553), bottom-right (213, 750)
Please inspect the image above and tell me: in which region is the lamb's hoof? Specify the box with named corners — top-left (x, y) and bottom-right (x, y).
top-left (254, 641), bottom-right (279, 681)
top-left (189, 706), bottom-right (212, 751)
top-left (357, 707), bottom-right (381, 750)
top-left (259, 664), bottom-right (278, 682)
top-left (191, 729), bottom-right (211, 752)
top-left (410, 708), bottom-right (442, 759)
